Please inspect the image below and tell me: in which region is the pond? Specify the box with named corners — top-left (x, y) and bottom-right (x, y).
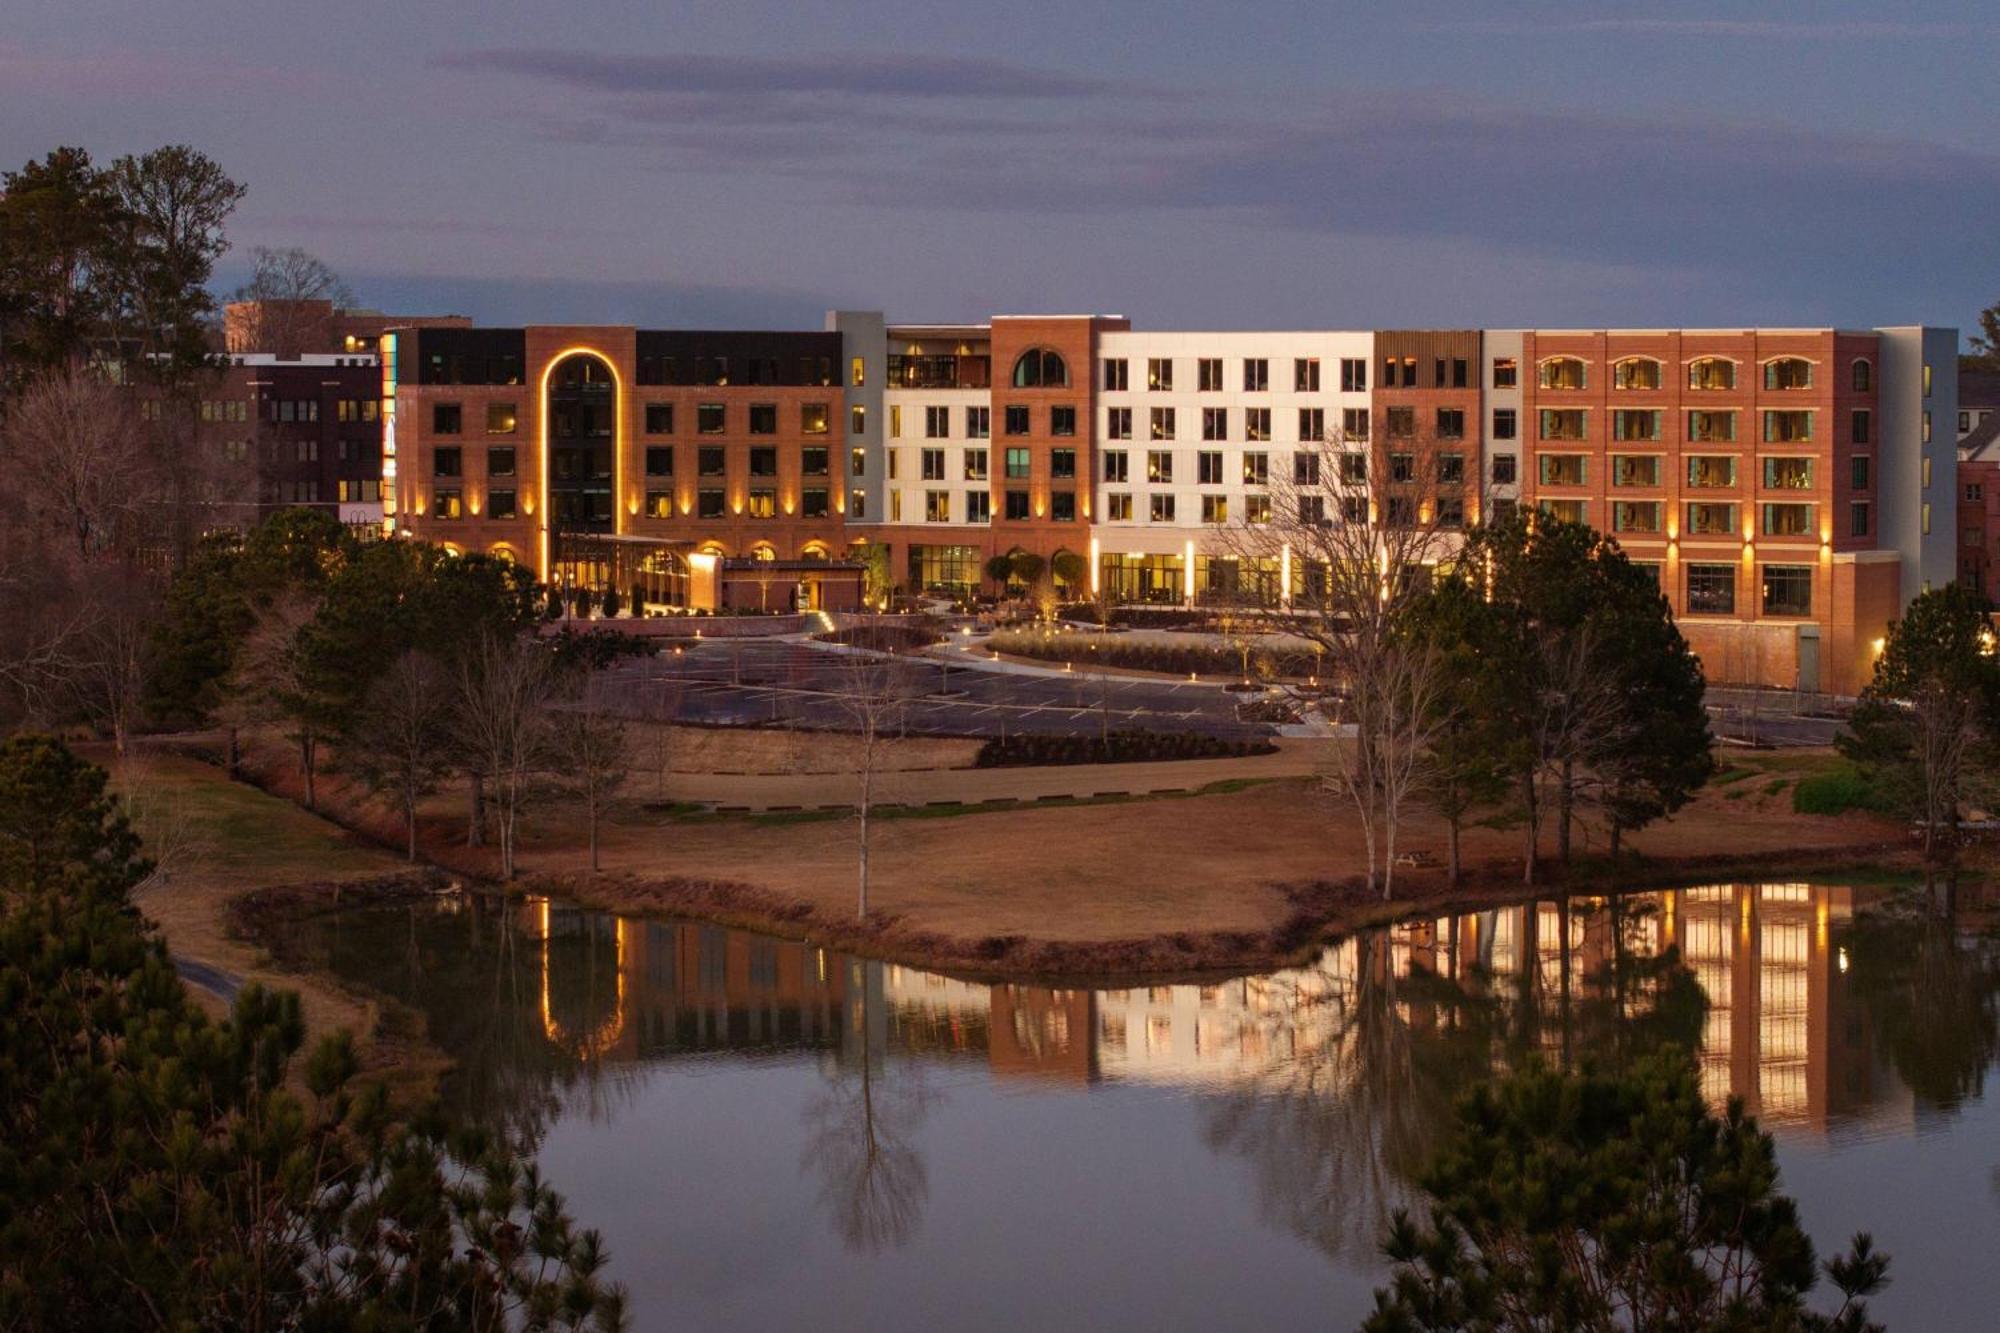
top-left (272, 883), bottom-right (2000, 1331)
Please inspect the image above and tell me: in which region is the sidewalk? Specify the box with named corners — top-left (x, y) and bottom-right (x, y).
top-left (663, 742), bottom-right (1325, 812)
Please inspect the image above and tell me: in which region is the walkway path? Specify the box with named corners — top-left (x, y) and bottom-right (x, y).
top-left (662, 741), bottom-right (1325, 812)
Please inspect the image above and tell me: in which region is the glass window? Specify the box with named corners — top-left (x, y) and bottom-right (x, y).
top-left (1762, 565), bottom-right (1813, 615)
top-left (966, 406), bottom-right (990, 439)
top-left (1610, 455), bottom-right (1660, 487)
top-left (1851, 455), bottom-right (1870, 490)
top-left (1491, 357), bottom-right (1517, 388)
top-left (488, 446), bottom-right (516, 477)
top-left (1245, 407), bottom-right (1271, 441)
top-left (1687, 410), bottom-right (1736, 442)
top-left (1198, 358), bottom-right (1224, 391)
top-left (1242, 359), bottom-right (1268, 392)
top-left (921, 448), bottom-right (946, 481)
top-left (1150, 493), bottom-right (1176, 522)
top-left (1050, 448), bottom-right (1077, 479)
top-left (1538, 455), bottom-right (1587, 486)
top-left (749, 446), bottom-right (777, 477)
top-left (1242, 451), bottom-right (1268, 485)
top-left (801, 403), bottom-right (829, 434)
top-left (1763, 410), bottom-right (1813, 443)
top-left (1201, 495), bottom-right (1228, 523)
top-left (1011, 348), bottom-right (1068, 388)
top-left (1103, 450), bottom-right (1128, 483)
top-left (1686, 564), bottom-right (1735, 615)
top-left (698, 446), bottom-right (725, 476)
top-left (1761, 503), bottom-right (1813, 537)
top-left (1106, 493), bottom-right (1132, 521)
top-left (1491, 455), bottom-right (1517, 485)
top-left (1050, 405), bottom-right (1076, 437)
top-left (432, 403), bottom-right (462, 434)
top-left (431, 488), bottom-right (462, 519)
top-left (1763, 457), bottom-right (1813, 490)
top-left (1850, 501), bottom-right (1870, 537)
top-left (1202, 407), bottom-right (1228, 442)
top-left (645, 402), bottom-right (674, 434)
top-left (1686, 456), bottom-right (1737, 488)
top-left (1386, 406), bottom-right (1415, 437)
top-left (925, 406), bottom-right (949, 439)
top-left (1051, 492), bottom-right (1076, 522)
top-left (433, 447), bottom-right (462, 477)
top-left (1851, 410), bottom-right (1870, 445)
top-left (1150, 407), bottom-right (1176, 440)
top-left (1763, 358), bottom-right (1813, 390)
top-left (1197, 451), bottom-right (1224, 485)
top-left (1103, 358), bottom-right (1128, 391)
top-left (488, 490), bottom-right (516, 519)
top-left (1537, 357), bottom-right (1587, 390)
top-left (925, 490), bottom-right (950, 522)
top-left (698, 488), bottom-right (725, 518)
top-left (1005, 447), bottom-right (1031, 479)
top-left (1539, 498), bottom-right (1587, 524)
top-left (1493, 408), bottom-right (1517, 440)
top-left (1436, 408), bottom-right (1465, 439)
top-left (697, 403), bottom-right (725, 434)
top-left (1612, 409), bottom-right (1661, 441)
top-left (1147, 450), bottom-right (1174, 483)
top-left (1613, 501), bottom-right (1661, 533)
top-left (486, 401), bottom-right (517, 433)
top-left (1612, 358), bottom-right (1661, 390)
top-left (644, 446), bottom-right (673, 476)
top-left (1294, 358), bottom-right (1320, 392)
top-left (966, 490), bottom-right (990, 523)
top-left (1340, 358), bottom-right (1368, 392)
top-left (747, 403), bottom-right (778, 435)
top-left (644, 490), bottom-right (673, 518)
top-left (1684, 502), bottom-right (1738, 535)
top-left (1342, 407), bottom-right (1369, 441)
top-left (801, 446), bottom-right (829, 476)
top-left (1539, 409), bottom-right (1587, 441)
top-left (1147, 358), bottom-right (1174, 391)
top-left (964, 448), bottom-right (988, 481)
top-left (1005, 405), bottom-right (1030, 435)
top-left (1852, 359), bottom-right (1872, 391)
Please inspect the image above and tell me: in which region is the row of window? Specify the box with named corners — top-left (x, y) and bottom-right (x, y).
top-left (429, 400), bottom-right (837, 437)
top-left (430, 487), bottom-right (842, 522)
top-left (431, 445), bottom-right (837, 479)
top-left (1518, 355), bottom-right (1866, 393)
top-left (885, 491), bottom-right (1077, 523)
top-left (1532, 498), bottom-right (1858, 540)
top-left (1528, 408), bottom-right (1843, 443)
top-left (1101, 405), bottom-right (1449, 442)
top-left (1531, 454), bottom-right (1868, 491)
top-left (1101, 356), bottom-right (1378, 394)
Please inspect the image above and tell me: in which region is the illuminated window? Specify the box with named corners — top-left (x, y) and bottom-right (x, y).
top-left (485, 401), bottom-right (517, 433)
top-left (1539, 409), bottom-right (1587, 441)
top-left (1005, 447), bottom-right (1031, 479)
top-left (925, 490), bottom-right (950, 522)
top-left (1610, 455), bottom-right (1659, 487)
top-left (1150, 407), bottom-right (1176, 440)
top-left (1686, 563), bottom-right (1735, 614)
top-left (1147, 450), bottom-right (1173, 484)
top-left (1243, 451), bottom-right (1268, 485)
top-left (1762, 358), bottom-right (1813, 390)
top-left (963, 448), bottom-right (987, 481)
top-left (1245, 494), bottom-right (1271, 524)
top-left (1538, 454), bottom-right (1587, 486)
top-left (747, 488), bottom-right (776, 518)
top-left (1612, 409), bottom-right (1661, 441)
top-left (1612, 357), bottom-right (1662, 390)
top-left (801, 403), bottom-right (830, 434)
top-left (1763, 411), bottom-right (1812, 443)
top-left (1106, 493), bottom-right (1132, 521)
top-left (1150, 493), bottom-right (1176, 522)
top-left (1684, 502), bottom-right (1738, 535)
top-left (1613, 501), bottom-right (1661, 533)
top-left (1147, 358), bottom-right (1173, 391)
top-left (1687, 357), bottom-right (1736, 391)
top-left (1202, 495), bottom-right (1228, 523)
top-left (1760, 502), bottom-right (1813, 537)
top-left (1687, 456), bottom-right (1736, 488)
top-left (1537, 357), bottom-right (1587, 390)
top-left (1011, 348), bottom-right (1068, 388)
top-left (1762, 458), bottom-right (1813, 490)
top-left (1762, 565), bottom-right (1813, 615)
top-left (431, 488), bottom-right (462, 519)
top-left (645, 490), bottom-right (673, 518)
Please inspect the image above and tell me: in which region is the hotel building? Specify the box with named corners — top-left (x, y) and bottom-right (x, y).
top-left (383, 315), bottom-right (1958, 696)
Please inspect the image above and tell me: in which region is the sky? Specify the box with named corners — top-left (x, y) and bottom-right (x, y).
top-left (5, 0), bottom-right (1997, 336)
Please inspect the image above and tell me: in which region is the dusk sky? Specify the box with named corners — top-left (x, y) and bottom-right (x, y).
top-left (7, 0), bottom-right (1998, 335)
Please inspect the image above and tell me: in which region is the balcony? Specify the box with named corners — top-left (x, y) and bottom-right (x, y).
top-left (888, 355), bottom-right (991, 390)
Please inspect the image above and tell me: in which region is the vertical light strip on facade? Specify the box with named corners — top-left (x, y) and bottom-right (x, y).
top-left (379, 333), bottom-right (398, 534)
top-left (536, 347), bottom-right (625, 579)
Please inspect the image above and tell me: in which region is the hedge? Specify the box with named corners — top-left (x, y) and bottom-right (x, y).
top-left (988, 629), bottom-right (1312, 678)
top-left (974, 730), bottom-right (1277, 767)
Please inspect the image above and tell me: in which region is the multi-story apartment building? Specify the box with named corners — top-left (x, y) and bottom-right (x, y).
top-left (387, 315), bottom-right (1958, 695)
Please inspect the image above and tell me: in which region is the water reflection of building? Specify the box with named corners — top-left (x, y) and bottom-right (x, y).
top-left (528, 883), bottom-right (1906, 1136)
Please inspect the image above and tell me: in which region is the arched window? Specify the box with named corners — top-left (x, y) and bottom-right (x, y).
top-left (1851, 359), bottom-right (1872, 392)
top-left (1763, 357), bottom-right (1813, 390)
top-left (1537, 357), bottom-right (1587, 390)
top-left (749, 542), bottom-right (777, 562)
top-left (1012, 348), bottom-right (1069, 388)
top-left (1611, 357), bottom-right (1662, 390)
top-left (1687, 357), bottom-right (1737, 391)
top-left (800, 541), bottom-right (830, 562)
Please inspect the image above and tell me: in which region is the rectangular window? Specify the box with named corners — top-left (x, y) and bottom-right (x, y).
top-left (1150, 493), bottom-right (1176, 522)
top-left (1686, 564), bottom-right (1736, 615)
top-left (966, 491), bottom-right (991, 524)
top-left (1104, 358), bottom-right (1128, 391)
top-left (890, 405), bottom-right (902, 438)
top-left (1386, 406), bottom-right (1415, 437)
top-left (851, 356), bottom-right (866, 387)
top-left (1245, 493), bottom-right (1272, 524)
top-left (1106, 493), bottom-right (1132, 521)
top-left (1761, 503), bottom-right (1813, 537)
top-left (1610, 455), bottom-right (1660, 487)
top-left (747, 403), bottom-right (778, 435)
top-left (1148, 358), bottom-right (1174, 391)
top-left (697, 488), bottom-right (725, 519)
top-left (1202, 407), bottom-right (1228, 442)
top-left (1243, 359), bottom-right (1269, 392)
top-left (698, 403), bottom-right (725, 434)
top-left (488, 489), bottom-right (516, 519)
top-left (1005, 447), bottom-right (1031, 479)
top-left (1297, 407), bottom-right (1323, 441)
top-left (1198, 358), bottom-right (1224, 391)
top-left (966, 406), bottom-right (990, 439)
top-left (1612, 409), bottom-right (1661, 441)
top-left (1398, 356), bottom-right (1417, 387)
top-left (1762, 565), bottom-right (1813, 615)
top-left (1103, 450), bottom-right (1129, 483)
top-left (1339, 358), bottom-right (1367, 393)
top-left (1763, 360), bottom-right (1814, 391)
top-left (1493, 408), bottom-right (1517, 440)
top-left (644, 446), bottom-right (673, 476)
top-left (1337, 453), bottom-right (1365, 486)
top-left (1684, 502), bottom-right (1739, 535)
top-left (1147, 450), bottom-right (1174, 484)
top-left (431, 488), bottom-right (462, 519)
top-left (1688, 358), bottom-right (1736, 391)
top-left (851, 404), bottom-right (866, 436)
top-left (1613, 501), bottom-right (1662, 533)
top-left (644, 489), bottom-right (673, 518)
top-left (1050, 492), bottom-right (1077, 523)
top-left (964, 448), bottom-right (988, 481)
top-left (1613, 359), bottom-right (1662, 390)
top-left (1197, 451), bottom-right (1224, 485)
top-left (1050, 405), bottom-right (1076, 437)
top-left (434, 446), bottom-right (463, 477)
top-left (1538, 455), bottom-right (1587, 486)
top-left (801, 403), bottom-right (829, 434)
top-left (1202, 495), bottom-right (1228, 524)
top-left (1107, 407), bottom-right (1132, 441)
top-left (925, 406), bottom-right (949, 439)
top-left (921, 448), bottom-right (946, 481)
top-left (1242, 451), bottom-right (1268, 486)
top-left (645, 402), bottom-right (674, 434)
top-left (1237, 406), bottom-right (1267, 441)
top-left (1537, 359), bottom-right (1587, 390)
top-left (1851, 409), bottom-right (1871, 445)
top-left (889, 491), bottom-right (901, 521)
top-left (1005, 491), bottom-right (1032, 521)
top-left (1763, 410), bottom-right (1813, 443)
top-left (747, 488), bottom-right (776, 519)
top-left (1687, 456), bottom-right (1737, 488)
top-left (1437, 495), bottom-right (1466, 527)
top-left (486, 402), bottom-right (517, 433)
top-left (1151, 407), bottom-right (1176, 441)
top-left (1342, 407), bottom-right (1370, 441)
top-left (1539, 498), bottom-right (1587, 525)
top-left (698, 446), bottom-right (725, 476)
top-left (1301, 495), bottom-right (1329, 526)
top-left (488, 446), bottom-right (517, 477)
top-left (1539, 409), bottom-right (1587, 441)
top-left (1492, 357), bottom-right (1517, 388)
top-left (1492, 455), bottom-right (1517, 485)
top-left (850, 447), bottom-right (866, 477)
top-left (1050, 448), bottom-right (1077, 479)
top-left (801, 446), bottom-right (829, 476)
top-left (1852, 456), bottom-right (1870, 490)
top-left (1299, 451), bottom-right (1326, 485)
top-left (1294, 358), bottom-right (1320, 392)
top-left (749, 446), bottom-right (777, 477)
top-left (1004, 405), bottom-right (1030, 436)
top-left (433, 403), bottom-right (462, 434)
top-left (1390, 453), bottom-right (1415, 484)
top-left (1850, 501), bottom-right (1870, 537)
top-left (1763, 457), bottom-right (1813, 490)
top-left (1687, 410), bottom-right (1736, 443)
top-left (1437, 453), bottom-right (1465, 484)
top-left (925, 490), bottom-right (950, 522)
top-left (1436, 407), bottom-right (1465, 439)
top-left (801, 488), bottom-right (829, 517)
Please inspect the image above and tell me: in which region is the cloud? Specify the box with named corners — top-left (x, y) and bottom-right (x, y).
top-left (431, 49), bottom-right (1107, 100)
top-left (1423, 18), bottom-right (1994, 40)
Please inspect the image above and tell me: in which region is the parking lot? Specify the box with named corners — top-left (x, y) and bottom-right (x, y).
top-left (598, 639), bottom-right (1274, 741)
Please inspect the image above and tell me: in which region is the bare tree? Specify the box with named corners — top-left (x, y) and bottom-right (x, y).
top-left (344, 650), bottom-right (453, 861)
top-left (828, 651), bottom-right (918, 919)
top-left (227, 246), bottom-right (354, 357)
top-left (453, 632), bottom-right (557, 880)
top-left (1523, 625), bottom-right (1632, 880)
top-left (550, 673), bottom-right (629, 873)
top-left (224, 592), bottom-right (332, 809)
top-left (70, 574), bottom-right (155, 758)
top-left (3, 365), bottom-right (151, 559)
top-left (1229, 423), bottom-right (1471, 897)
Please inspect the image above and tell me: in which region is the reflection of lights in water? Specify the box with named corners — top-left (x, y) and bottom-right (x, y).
top-left (537, 897), bottom-right (630, 1060)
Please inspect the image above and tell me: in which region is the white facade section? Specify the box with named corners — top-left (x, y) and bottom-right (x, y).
top-left (1875, 326), bottom-right (1959, 601)
top-left (1482, 329), bottom-right (1523, 512)
top-left (1092, 330), bottom-right (1374, 554)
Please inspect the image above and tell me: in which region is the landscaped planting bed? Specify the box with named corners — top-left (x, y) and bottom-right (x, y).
top-left (987, 629), bottom-right (1311, 678)
top-left (973, 730), bottom-right (1277, 767)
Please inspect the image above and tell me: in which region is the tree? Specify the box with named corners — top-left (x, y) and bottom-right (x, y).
top-left (984, 552), bottom-right (1016, 591)
top-left (228, 245), bottom-right (354, 356)
top-left (226, 592), bottom-right (339, 809)
top-left (830, 651), bottom-right (917, 918)
top-left (1365, 1051), bottom-right (1890, 1333)
top-left (344, 649), bottom-right (453, 860)
top-left (852, 540), bottom-right (892, 608)
top-left (1969, 297), bottom-right (2000, 371)
top-left (0, 146), bottom-right (119, 377)
top-left (1841, 582), bottom-right (2000, 862)
top-left (1050, 549), bottom-right (1087, 596)
top-left (3, 364), bottom-right (150, 558)
top-left (103, 144), bottom-right (244, 382)
top-left (0, 734), bottom-right (626, 1329)
top-left (453, 631), bottom-right (557, 880)
top-left (550, 673), bottom-right (629, 873)
top-left (1403, 578), bottom-right (1507, 884)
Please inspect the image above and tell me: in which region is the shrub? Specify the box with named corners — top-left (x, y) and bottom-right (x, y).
top-left (1792, 764), bottom-right (1883, 817)
top-left (987, 629), bottom-right (1312, 678)
top-left (816, 622), bottom-right (944, 654)
top-left (974, 730), bottom-right (1276, 767)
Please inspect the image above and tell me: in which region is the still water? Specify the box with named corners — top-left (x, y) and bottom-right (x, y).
top-left (275, 884), bottom-right (2000, 1331)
